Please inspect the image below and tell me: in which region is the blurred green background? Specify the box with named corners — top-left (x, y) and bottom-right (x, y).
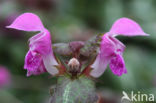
top-left (0, 0), bottom-right (156, 103)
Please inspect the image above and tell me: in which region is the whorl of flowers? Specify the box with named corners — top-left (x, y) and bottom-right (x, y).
top-left (7, 13), bottom-right (148, 78)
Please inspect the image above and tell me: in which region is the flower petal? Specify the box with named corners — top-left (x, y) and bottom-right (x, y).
top-left (109, 18), bottom-right (149, 36)
top-left (29, 30), bottom-right (59, 75)
top-left (90, 55), bottom-right (109, 77)
top-left (43, 53), bottom-right (59, 75)
top-left (90, 33), bottom-right (126, 77)
top-left (24, 51), bottom-right (47, 76)
top-left (7, 13), bottom-right (59, 76)
top-left (6, 13), bottom-right (44, 31)
top-left (109, 54), bottom-right (127, 76)
top-left (29, 29), bottom-right (52, 55)
top-left (90, 33), bottom-right (114, 77)
top-left (90, 18), bottom-right (148, 78)
top-left (109, 36), bottom-right (125, 53)
top-left (24, 51), bottom-right (41, 71)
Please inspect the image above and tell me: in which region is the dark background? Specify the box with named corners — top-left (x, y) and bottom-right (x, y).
top-left (0, 0), bottom-right (156, 103)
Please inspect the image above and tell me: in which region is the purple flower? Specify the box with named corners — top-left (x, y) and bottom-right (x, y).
top-left (90, 18), bottom-right (149, 77)
top-left (0, 66), bottom-right (11, 88)
top-left (7, 13), bottom-right (58, 76)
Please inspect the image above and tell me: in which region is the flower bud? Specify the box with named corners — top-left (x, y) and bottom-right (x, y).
top-left (68, 58), bottom-right (80, 76)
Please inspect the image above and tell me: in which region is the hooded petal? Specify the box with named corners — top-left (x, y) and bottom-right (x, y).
top-left (109, 18), bottom-right (149, 36)
top-left (7, 13), bottom-right (59, 76)
top-left (6, 13), bottom-right (44, 31)
top-left (90, 18), bottom-right (148, 78)
top-left (109, 54), bottom-right (127, 76)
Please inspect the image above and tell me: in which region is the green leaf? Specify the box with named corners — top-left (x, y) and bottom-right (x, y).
top-left (50, 76), bottom-right (98, 103)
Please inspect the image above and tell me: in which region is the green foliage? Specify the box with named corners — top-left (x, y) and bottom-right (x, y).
top-left (0, 0), bottom-right (156, 103)
top-left (50, 76), bottom-right (98, 103)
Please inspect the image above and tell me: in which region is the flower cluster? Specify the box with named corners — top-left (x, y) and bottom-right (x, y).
top-left (7, 13), bottom-right (148, 78)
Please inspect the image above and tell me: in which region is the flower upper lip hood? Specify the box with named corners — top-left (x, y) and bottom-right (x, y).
top-left (6, 13), bottom-right (45, 32)
top-left (109, 18), bottom-right (149, 36)
top-left (6, 13), bottom-right (59, 76)
top-left (90, 17), bottom-right (149, 78)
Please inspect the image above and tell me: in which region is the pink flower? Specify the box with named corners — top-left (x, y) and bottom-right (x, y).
top-left (90, 18), bottom-right (149, 77)
top-left (0, 66), bottom-right (11, 88)
top-left (7, 13), bottom-right (58, 76)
